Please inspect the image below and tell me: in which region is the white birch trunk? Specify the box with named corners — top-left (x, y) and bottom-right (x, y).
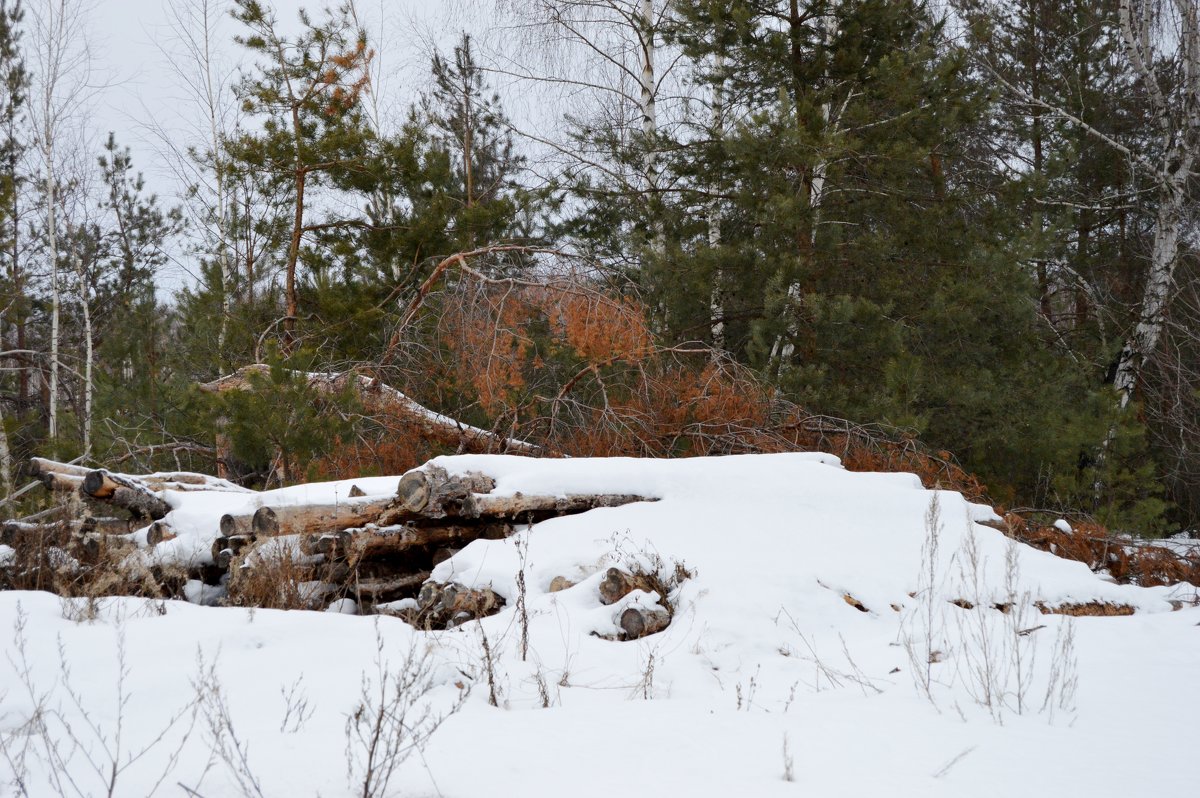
top-left (1112, 180), bottom-right (1186, 409)
top-left (636, 0), bottom-right (664, 254)
top-left (72, 246), bottom-right (92, 455)
top-left (1109, 0), bottom-right (1199, 409)
top-left (638, 0), bottom-right (657, 186)
top-left (45, 155), bottom-right (58, 440)
top-left (709, 49), bottom-right (725, 350)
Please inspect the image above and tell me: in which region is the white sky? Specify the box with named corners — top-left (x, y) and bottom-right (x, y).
top-left (80, 0), bottom-right (495, 287)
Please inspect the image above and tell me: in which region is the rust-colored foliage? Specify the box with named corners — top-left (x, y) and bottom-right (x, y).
top-left (316, 265), bottom-right (1200, 591)
top-left (1002, 513), bottom-right (1200, 590)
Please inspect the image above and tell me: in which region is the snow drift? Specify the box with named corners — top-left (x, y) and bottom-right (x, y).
top-left (1, 452), bottom-right (1196, 796)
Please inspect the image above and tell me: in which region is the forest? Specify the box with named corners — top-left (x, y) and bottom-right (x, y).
top-left (0, 0), bottom-right (1197, 537)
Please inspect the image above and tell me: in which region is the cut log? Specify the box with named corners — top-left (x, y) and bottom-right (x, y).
top-left (137, 472), bottom-right (251, 493)
top-left (301, 530), bottom-right (353, 559)
top-left (212, 534), bottom-right (256, 569)
top-left (385, 466), bottom-right (497, 523)
top-left (619, 605), bottom-right (670, 640)
top-left (250, 496), bottom-right (394, 538)
top-left (383, 465), bottom-right (646, 524)
top-left (78, 532), bottom-right (135, 561)
top-left (146, 521), bottom-right (177, 547)
top-left (598, 567), bottom-right (656, 606)
top-left (40, 472), bottom-right (85, 493)
top-left (81, 470), bottom-right (172, 520)
top-left (349, 523), bottom-right (512, 562)
top-left (109, 485), bottom-right (173, 520)
top-left (219, 513), bottom-right (254, 537)
top-left (29, 457), bottom-right (92, 479)
top-left (470, 492), bottom-right (652, 520)
top-left (351, 571), bottom-right (431, 601)
top-left (82, 469), bottom-right (122, 498)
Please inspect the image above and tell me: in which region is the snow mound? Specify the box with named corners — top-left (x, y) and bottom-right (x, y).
top-left (1, 453), bottom-right (1196, 797)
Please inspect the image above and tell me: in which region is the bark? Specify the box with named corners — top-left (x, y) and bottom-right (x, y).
top-left (29, 456), bottom-right (90, 479)
top-left (219, 512), bottom-right (254, 537)
top-left (29, 457), bottom-right (88, 492)
top-left (619, 604), bottom-right (670, 639)
top-left (1112, 178), bottom-right (1188, 409)
top-left (347, 522), bottom-right (511, 562)
top-left (384, 464), bottom-right (652, 524)
top-left (81, 470), bottom-right (172, 520)
top-left (46, 154), bottom-right (58, 440)
top-left (349, 572), bottom-right (432, 606)
top-left (0, 403), bottom-right (11, 502)
top-left (39, 471), bottom-right (83, 493)
top-left (709, 47), bottom-right (726, 350)
top-left (72, 247), bottom-right (92, 455)
top-left (1107, 0), bottom-right (1198, 410)
top-left (250, 496), bottom-right (394, 537)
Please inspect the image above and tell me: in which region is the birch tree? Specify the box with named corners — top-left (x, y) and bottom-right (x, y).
top-left (487, 0), bottom-right (682, 248)
top-left (973, 0), bottom-right (1199, 412)
top-left (27, 0), bottom-right (93, 440)
top-left (1108, 0), bottom-right (1199, 411)
top-left (159, 0), bottom-right (240, 369)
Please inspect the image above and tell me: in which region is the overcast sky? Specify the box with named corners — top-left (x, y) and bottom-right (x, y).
top-left (76, 0), bottom-right (490, 287)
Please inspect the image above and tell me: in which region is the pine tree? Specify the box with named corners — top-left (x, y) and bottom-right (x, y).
top-left (226, 0), bottom-right (374, 355)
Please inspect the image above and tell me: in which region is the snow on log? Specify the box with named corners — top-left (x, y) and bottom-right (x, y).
top-left (28, 458), bottom-right (89, 493)
top-left (198, 364), bottom-right (540, 455)
top-left (387, 466), bottom-right (497, 520)
top-left (382, 464), bottom-right (653, 525)
top-left (81, 470), bottom-right (173, 520)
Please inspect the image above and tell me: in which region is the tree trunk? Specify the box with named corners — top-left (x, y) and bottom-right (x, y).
top-left (73, 247), bottom-right (93, 456)
top-left (1112, 179), bottom-right (1185, 409)
top-left (45, 150), bottom-right (58, 439)
top-left (708, 47), bottom-right (726, 350)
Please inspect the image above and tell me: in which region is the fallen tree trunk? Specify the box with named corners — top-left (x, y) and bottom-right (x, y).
top-left (199, 364), bottom-right (541, 456)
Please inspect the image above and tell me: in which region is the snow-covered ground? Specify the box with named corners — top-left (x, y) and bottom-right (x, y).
top-left (1, 453), bottom-right (1197, 796)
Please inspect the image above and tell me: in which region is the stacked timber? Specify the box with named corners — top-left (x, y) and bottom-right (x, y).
top-left (213, 464), bottom-right (655, 620)
top-left (6, 456), bottom-right (668, 635)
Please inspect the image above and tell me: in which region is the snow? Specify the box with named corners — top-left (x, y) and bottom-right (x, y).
top-left (1054, 518), bottom-right (1073, 533)
top-left (1, 452), bottom-right (1197, 796)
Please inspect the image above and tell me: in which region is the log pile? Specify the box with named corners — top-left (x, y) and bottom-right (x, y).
top-left (5, 456), bottom-right (673, 637)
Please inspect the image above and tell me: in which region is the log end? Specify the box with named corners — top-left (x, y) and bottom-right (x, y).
top-left (619, 606), bottom-right (670, 640)
top-left (252, 506), bottom-right (279, 537)
top-left (83, 469), bottom-right (118, 498)
top-left (396, 470), bottom-right (431, 513)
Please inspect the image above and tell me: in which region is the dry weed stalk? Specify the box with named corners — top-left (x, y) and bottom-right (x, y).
top-left (0, 605), bottom-right (199, 797)
top-left (344, 626), bottom-right (466, 798)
